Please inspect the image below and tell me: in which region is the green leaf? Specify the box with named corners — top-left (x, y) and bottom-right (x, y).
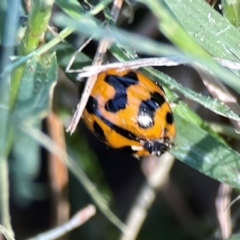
top-left (55, 0), bottom-right (113, 20)
top-left (11, 122), bottom-right (44, 206)
top-left (172, 114), bottom-right (240, 188)
top-left (11, 52), bottom-right (57, 205)
top-left (139, 0), bottom-right (240, 91)
top-left (222, 0), bottom-right (240, 28)
top-left (55, 0), bottom-right (85, 19)
top-left (13, 53), bottom-right (57, 120)
top-left (161, 0), bottom-right (240, 60)
top-left (10, 0), bottom-right (54, 109)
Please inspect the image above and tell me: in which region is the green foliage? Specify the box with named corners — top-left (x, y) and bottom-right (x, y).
top-left (1, 0), bottom-right (240, 239)
top-left (222, 0), bottom-right (240, 27)
top-left (11, 53), bottom-right (58, 205)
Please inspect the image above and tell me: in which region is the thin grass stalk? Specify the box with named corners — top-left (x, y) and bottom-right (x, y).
top-left (0, 1), bottom-right (20, 238)
top-left (10, 0), bottom-right (54, 109)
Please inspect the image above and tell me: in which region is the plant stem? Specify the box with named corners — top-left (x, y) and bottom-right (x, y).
top-left (10, 0), bottom-right (54, 109)
top-left (0, 161), bottom-right (15, 240)
top-left (4, 27), bottom-right (74, 76)
top-left (0, 0), bottom-right (20, 237)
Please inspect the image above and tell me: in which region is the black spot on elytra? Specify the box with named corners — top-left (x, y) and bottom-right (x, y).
top-left (106, 122), bottom-right (137, 141)
top-left (166, 111), bottom-right (174, 124)
top-left (85, 97), bottom-right (139, 141)
top-left (137, 92), bottom-right (165, 129)
top-left (151, 92), bottom-right (165, 107)
top-left (93, 121), bottom-right (106, 141)
top-left (86, 96), bottom-right (98, 114)
top-left (123, 71), bottom-right (139, 81)
top-left (85, 90), bottom-right (139, 142)
top-left (104, 74), bottom-right (138, 113)
top-left (155, 81), bottom-right (165, 93)
top-left (105, 96), bottom-right (127, 113)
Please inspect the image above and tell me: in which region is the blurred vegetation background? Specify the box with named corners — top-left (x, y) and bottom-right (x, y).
top-left (1, 0), bottom-right (240, 239)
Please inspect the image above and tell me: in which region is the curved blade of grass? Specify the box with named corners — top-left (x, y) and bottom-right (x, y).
top-left (54, 14), bottom-right (184, 56)
top-left (4, 0), bottom-right (112, 76)
top-left (4, 27), bottom-right (74, 75)
top-left (147, 67), bottom-right (240, 121)
top-left (222, 0), bottom-right (240, 27)
top-left (54, 15), bottom-right (240, 122)
top-left (137, 0), bottom-right (240, 91)
top-left (22, 124), bottom-right (128, 234)
top-left (157, 0), bottom-right (240, 68)
top-left (55, 0), bottom-right (85, 19)
top-left (171, 113), bottom-right (240, 189)
top-left (55, 0), bottom-right (112, 19)
top-left (162, 0), bottom-right (240, 61)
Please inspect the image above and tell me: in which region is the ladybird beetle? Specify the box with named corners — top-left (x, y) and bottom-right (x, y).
top-left (82, 68), bottom-right (175, 157)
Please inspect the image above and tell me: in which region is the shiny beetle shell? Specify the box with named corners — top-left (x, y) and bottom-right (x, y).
top-left (82, 68), bottom-right (175, 157)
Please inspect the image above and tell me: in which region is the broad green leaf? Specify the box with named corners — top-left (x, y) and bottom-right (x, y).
top-left (161, 0), bottom-right (240, 66)
top-left (55, 0), bottom-right (85, 19)
top-left (11, 52), bottom-right (57, 205)
top-left (11, 122), bottom-right (43, 206)
top-left (222, 0), bottom-right (240, 28)
top-left (13, 53), bottom-right (57, 120)
top-left (55, 0), bottom-right (112, 20)
top-left (172, 114), bottom-right (240, 188)
top-left (138, 0), bottom-right (240, 91)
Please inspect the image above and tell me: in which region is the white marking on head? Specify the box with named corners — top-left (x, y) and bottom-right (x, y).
top-left (131, 145), bottom-right (143, 151)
